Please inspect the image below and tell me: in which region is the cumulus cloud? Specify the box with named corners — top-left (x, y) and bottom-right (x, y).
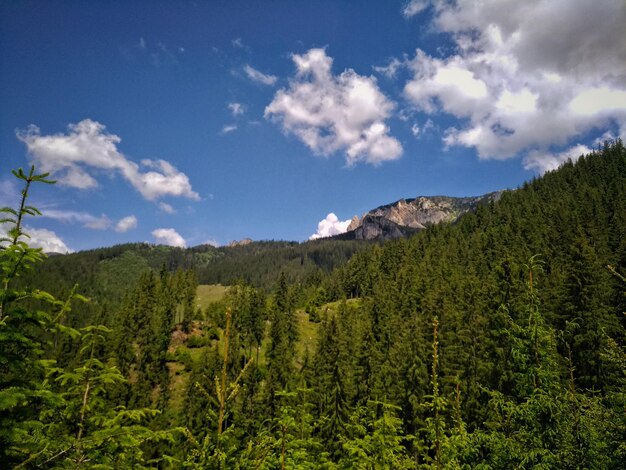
top-left (265, 48), bottom-right (402, 165)
top-left (115, 215), bottom-right (138, 233)
top-left (0, 224), bottom-right (72, 254)
top-left (310, 213), bottom-right (351, 240)
top-left (523, 144), bottom-right (592, 174)
top-left (17, 119), bottom-right (199, 201)
top-left (27, 227), bottom-right (72, 253)
top-left (403, 0), bottom-right (626, 166)
top-left (152, 228), bottom-right (186, 247)
top-left (570, 88), bottom-right (626, 116)
top-left (244, 64), bottom-right (278, 85)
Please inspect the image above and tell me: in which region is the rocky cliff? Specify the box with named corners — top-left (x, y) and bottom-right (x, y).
top-left (341, 193), bottom-right (501, 240)
top-left (228, 238), bottom-right (253, 247)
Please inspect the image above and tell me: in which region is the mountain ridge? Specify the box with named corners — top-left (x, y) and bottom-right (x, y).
top-left (338, 191), bottom-right (503, 240)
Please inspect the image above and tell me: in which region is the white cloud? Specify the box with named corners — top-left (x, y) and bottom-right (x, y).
top-left (40, 209), bottom-right (138, 233)
top-left (265, 48), bottom-right (402, 165)
top-left (85, 215), bottom-right (112, 230)
top-left (158, 202), bottom-right (175, 214)
top-left (244, 64), bottom-right (277, 86)
top-left (232, 37), bottom-right (245, 49)
top-left (27, 227), bottom-right (72, 253)
top-left (405, 52), bottom-right (489, 116)
top-left (152, 228), bottom-right (186, 247)
top-left (569, 88), bottom-right (626, 116)
top-left (17, 120), bottom-right (199, 201)
top-left (220, 124), bottom-right (237, 134)
top-left (403, 0), bottom-right (626, 167)
top-left (228, 102), bottom-right (246, 116)
top-left (1, 224), bottom-right (72, 254)
top-left (523, 144), bottom-right (591, 174)
top-left (115, 215), bottom-right (137, 233)
top-left (403, 0), bottom-right (429, 18)
top-left (310, 213), bottom-right (351, 240)
top-left (41, 209), bottom-right (112, 230)
top-left (138, 158), bottom-right (199, 200)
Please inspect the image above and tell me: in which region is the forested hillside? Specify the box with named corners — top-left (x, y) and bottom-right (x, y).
top-left (193, 240), bottom-right (370, 289)
top-left (22, 238), bottom-right (369, 301)
top-left (2, 141), bottom-right (625, 468)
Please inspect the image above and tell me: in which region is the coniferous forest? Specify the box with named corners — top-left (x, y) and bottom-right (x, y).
top-left (2, 141), bottom-right (626, 468)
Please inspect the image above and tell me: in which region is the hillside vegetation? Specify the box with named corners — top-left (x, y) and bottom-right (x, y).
top-left (21, 237), bottom-right (369, 306)
top-left (1, 141), bottom-right (625, 468)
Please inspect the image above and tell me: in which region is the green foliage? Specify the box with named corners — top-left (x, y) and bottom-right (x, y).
top-left (3, 141), bottom-right (626, 467)
top-left (224, 280), bottom-right (266, 363)
top-left (196, 239), bottom-right (371, 290)
top-left (37, 325), bottom-right (179, 468)
top-left (0, 167), bottom-right (180, 467)
top-left (265, 273), bottom-right (299, 413)
top-left (341, 402), bottom-right (415, 469)
top-left (0, 167), bottom-right (61, 466)
top-left (184, 308), bottom-right (254, 469)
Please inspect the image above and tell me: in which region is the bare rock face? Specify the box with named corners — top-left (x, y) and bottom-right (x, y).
top-left (228, 238), bottom-right (253, 247)
top-left (352, 215), bottom-right (407, 240)
top-left (347, 215), bottom-right (361, 232)
top-left (344, 192), bottom-right (501, 241)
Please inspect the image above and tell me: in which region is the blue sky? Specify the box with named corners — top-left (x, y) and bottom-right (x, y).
top-left (1, 0), bottom-right (625, 252)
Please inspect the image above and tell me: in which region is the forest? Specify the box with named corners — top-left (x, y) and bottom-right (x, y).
top-left (1, 140), bottom-right (625, 468)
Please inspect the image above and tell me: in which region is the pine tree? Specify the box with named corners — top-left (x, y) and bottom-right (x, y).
top-left (42, 325), bottom-right (172, 468)
top-left (341, 401), bottom-right (415, 469)
top-left (469, 257), bottom-right (613, 468)
top-left (265, 273), bottom-right (298, 414)
top-left (560, 227), bottom-right (617, 390)
top-left (185, 307), bottom-right (253, 469)
top-left (0, 167), bottom-right (60, 466)
top-left (1, 167), bottom-right (176, 467)
top-left (312, 313), bottom-right (349, 458)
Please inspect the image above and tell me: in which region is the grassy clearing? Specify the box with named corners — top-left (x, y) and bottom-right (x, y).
top-left (196, 284), bottom-right (228, 310)
top-left (166, 361), bottom-right (188, 412)
top-left (316, 298), bottom-right (361, 317)
top-left (295, 310), bottom-right (319, 365)
top-left (166, 298), bottom-right (350, 410)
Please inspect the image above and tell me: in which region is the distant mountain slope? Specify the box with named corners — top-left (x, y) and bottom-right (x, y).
top-left (338, 192), bottom-right (502, 240)
top-left (194, 239), bottom-right (370, 288)
top-left (23, 239), bottom-right (370, 308)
